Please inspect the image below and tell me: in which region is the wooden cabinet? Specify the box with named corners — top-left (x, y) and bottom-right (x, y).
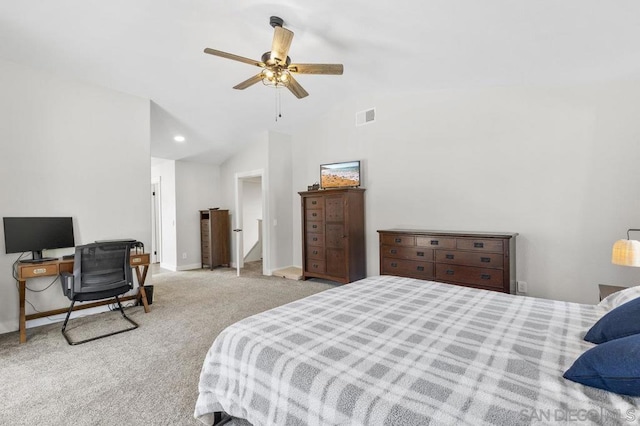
top-left (200, 209), bottom-right (230, 269)
top-left (378, 229), bottom-right (517, 293)
top-left (300, 188), bottom-right (366, 284)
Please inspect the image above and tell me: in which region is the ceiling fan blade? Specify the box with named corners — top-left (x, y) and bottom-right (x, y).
top-left (204, 48), bottom-right (265, 67)
top-left (288, 63), bottom-right (344, 75)
top-left (285, 74), bottom-right (309, 99)
top-left (270, 26), bottom-right (294, 65)
top-left (233, 73), bottom-right (264, 90)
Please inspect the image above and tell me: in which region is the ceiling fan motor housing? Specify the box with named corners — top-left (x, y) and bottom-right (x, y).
top-left (270, 16), bottom-right (284, 28)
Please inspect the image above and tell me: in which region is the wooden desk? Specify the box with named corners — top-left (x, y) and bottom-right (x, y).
top-left (16, 253), bottom-right (151, 343)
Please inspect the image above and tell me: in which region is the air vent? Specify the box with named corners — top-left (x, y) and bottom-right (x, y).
top-left (356, 108), bottom-right (376, 126)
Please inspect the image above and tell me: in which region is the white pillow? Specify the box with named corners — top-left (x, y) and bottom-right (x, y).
top-left (597, 286), bottom-right (640, 310)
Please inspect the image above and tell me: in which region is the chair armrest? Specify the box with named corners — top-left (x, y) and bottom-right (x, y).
top-left (60, 272), bottom-right (74, 298)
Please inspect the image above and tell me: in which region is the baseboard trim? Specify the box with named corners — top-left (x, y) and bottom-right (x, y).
top-left (177, 263), bottom-right (202, 271)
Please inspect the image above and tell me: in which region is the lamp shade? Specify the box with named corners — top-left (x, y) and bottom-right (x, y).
top-left (612, 239), bottom-right (640, 267)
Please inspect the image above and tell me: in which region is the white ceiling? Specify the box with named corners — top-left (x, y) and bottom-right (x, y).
top-left (2, 1), bottom-right (640, 165)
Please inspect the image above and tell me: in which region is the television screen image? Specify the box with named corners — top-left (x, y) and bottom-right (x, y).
top-left (320, 161), bottom-right (361, 189)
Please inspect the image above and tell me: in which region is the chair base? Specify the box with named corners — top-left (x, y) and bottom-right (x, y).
top-left (61, 295), bottom-right (138, 345)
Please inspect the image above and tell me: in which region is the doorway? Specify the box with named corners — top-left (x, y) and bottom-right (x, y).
top-left (234, 169), bottom-right (269, 276)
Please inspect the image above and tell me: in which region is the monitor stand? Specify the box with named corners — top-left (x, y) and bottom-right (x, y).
top-left (19, 250), bottom-right (56, 264)
top-left (20, 257), bottom-right (57, 264)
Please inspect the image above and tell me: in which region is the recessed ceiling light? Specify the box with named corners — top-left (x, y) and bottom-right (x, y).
top-left (174, 135), bottom-right (186, 142)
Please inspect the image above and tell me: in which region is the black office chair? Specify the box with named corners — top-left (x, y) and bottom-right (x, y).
top-left (59, 241), bottom-right (138, 345)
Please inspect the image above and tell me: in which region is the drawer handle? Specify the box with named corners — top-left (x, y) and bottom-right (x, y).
top-left (417, 266), bottom-right (424, 272)
top-left (480, 257), bottom-right (490, 263)
top-left (474, 242), bottom-right (484, 248)
top-left (430, 240), bottom-right (439, 246)
top-left (390, 249), bottom-right (397, 254)
top-left (445, 254), bottom-right (454, 259)
top-left (313, 264), bottom-right (319, 268)
top-left (312, 201), bottom-right (317, 205)
top-left (417, 251), bottom-right (424, 257)
top-left (313, 250), bottom-right (318, 255)
top-left (395, 238), bottom-right (402, 243)
top-left (481, 274), bottom-right (491, 280)
top-left (312, 212), bottom-right (317, 217)
top-left (391, 262), bottom-right (398, 268)
top-left (312, 225), bottom-right (318, 229)
top-left (313, 237), bottom-right (318, 241)
top-left (446, 269), bottom-right (454, 275)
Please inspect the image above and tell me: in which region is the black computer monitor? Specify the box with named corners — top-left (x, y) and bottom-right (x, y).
top-left (3, 217), bottom-right (75, 263)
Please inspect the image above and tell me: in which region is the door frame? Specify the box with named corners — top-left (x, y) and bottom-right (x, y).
top-left (150, 178), bottom-right (162, 264)
top-left (234, 169), bottom-right (270, 276)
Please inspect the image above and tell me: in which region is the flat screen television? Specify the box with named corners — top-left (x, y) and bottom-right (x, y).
top-left (3, 217), bottom-right (75, 263)
top-left (320, 160), bottom-right (361, 189)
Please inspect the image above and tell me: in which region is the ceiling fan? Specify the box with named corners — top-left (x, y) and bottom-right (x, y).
top-left (204, 16), bottom-right (343, 99)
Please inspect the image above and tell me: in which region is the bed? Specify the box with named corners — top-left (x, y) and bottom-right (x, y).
top-left (195, 275), bottom-right (640, 425)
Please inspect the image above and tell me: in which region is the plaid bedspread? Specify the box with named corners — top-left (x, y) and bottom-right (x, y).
top-left (195, 276), bottom-right (640, 425)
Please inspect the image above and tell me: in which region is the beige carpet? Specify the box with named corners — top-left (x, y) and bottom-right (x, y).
top-left (0, 262), bottom-right (336, 425)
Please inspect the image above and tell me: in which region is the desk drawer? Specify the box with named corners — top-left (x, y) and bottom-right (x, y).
top-left (20, 263), bottom-right (59, 278)
top-left (130, 253), bottom-right (150, 265)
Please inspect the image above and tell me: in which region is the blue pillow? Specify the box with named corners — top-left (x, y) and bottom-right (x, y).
top-left (564, 334), bottom-right (640, 396)
top-left (585, 297), bottom-right (640, 344)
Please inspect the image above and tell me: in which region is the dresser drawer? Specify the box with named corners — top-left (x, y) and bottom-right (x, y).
top-left (435, 251), bottom-right (503, 269)
top-left (456, 238), bottom-right (503, 253)
top-left (306, 209), bottom-right (324, 222)
top-left (381, 258), bottom-right (434, 280)
top-left (306, 259), bottom-right (326, 274)
top-left (307, 233), bottom-right (324, 247)
top-left (435, 264), bottom-right (504, 289)
top-left (381, 245), bottom-right (433, 261)
top-left (306, 221), bottom-right (323, 234)
top-left (305, 197), bottom-right (323, 210)
top-left (416, 236), bottom-right (456, 249)
top-left (381, 234), bottom-right (415, 247)
top-left (307, 246), bottom-right (325, 260)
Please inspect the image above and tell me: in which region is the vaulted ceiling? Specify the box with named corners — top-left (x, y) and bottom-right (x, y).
top-left (2, 1), bottom-right (639, 164)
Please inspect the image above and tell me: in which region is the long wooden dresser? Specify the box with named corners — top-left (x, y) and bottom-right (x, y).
top-left (378, 229), bottom-right (517, 293)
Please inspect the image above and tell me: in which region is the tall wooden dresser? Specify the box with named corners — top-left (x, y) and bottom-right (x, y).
top-left (200, 209), bottom-right (230, 269)
top-left (299, 188), bottom-right (366, 284)
top-left (378, 229), bottom-right (517, 293)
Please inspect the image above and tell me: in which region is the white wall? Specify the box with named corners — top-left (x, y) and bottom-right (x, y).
top-left (220, 133), bottom-right (269, 269)
top-left (175, 160), bottom-right (221, 270)
top-left (268, 131), bottom-right (294, 269)
top-left (0, 59), bottom-right (151, 334)
top-left (291, 82), bottom-right (640, 304)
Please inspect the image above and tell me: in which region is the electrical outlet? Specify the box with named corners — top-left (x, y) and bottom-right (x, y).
top-left (517, 281), bottom-right (528, 293)
top-left (182, 252), bottom-right (187, 259)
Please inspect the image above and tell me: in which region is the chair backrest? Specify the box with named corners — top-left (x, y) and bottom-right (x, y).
top-left (72, 242), bottom-right (134, 295)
